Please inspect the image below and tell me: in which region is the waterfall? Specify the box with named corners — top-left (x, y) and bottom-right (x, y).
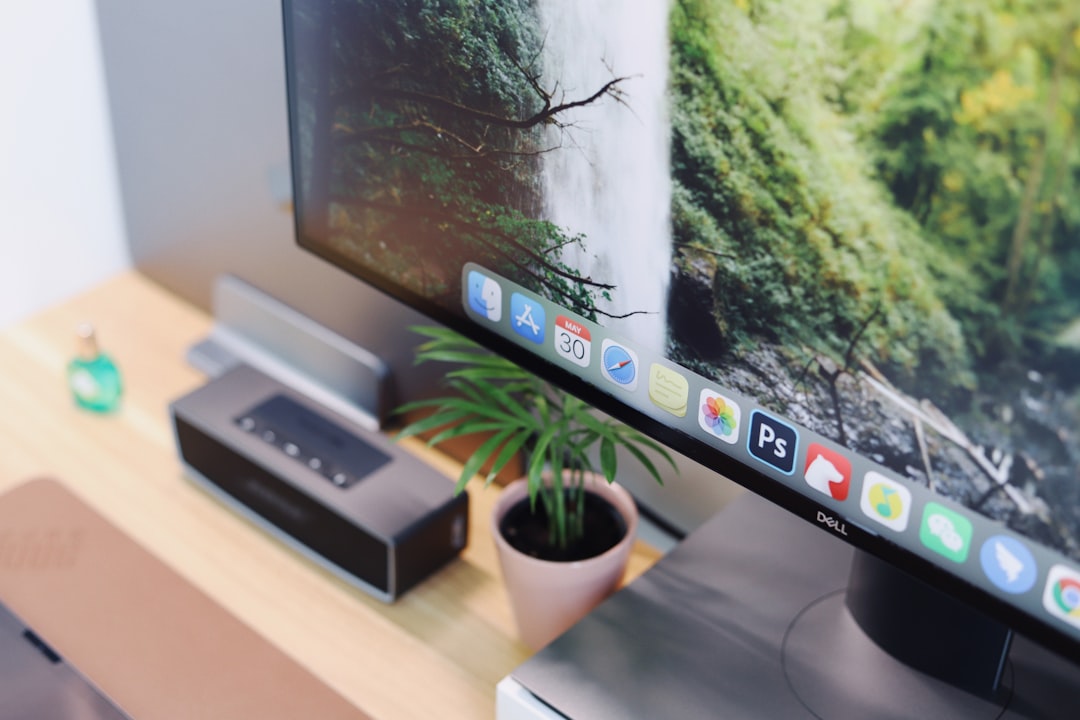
top-left (537, 0), bottom-right (673, 352)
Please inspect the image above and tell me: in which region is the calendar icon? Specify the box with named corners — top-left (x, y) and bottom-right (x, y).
top-left (554, 315), bottom-right (592, 368)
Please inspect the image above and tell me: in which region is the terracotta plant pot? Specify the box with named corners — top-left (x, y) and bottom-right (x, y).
top-left (492, 474), bottom-right (639, 650)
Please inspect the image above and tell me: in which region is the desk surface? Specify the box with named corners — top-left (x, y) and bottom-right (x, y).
top-left (0, 271), bottom-right (660, 720)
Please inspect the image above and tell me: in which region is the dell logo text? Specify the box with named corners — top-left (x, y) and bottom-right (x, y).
top-left (817, 510), bottom-right (849, 537)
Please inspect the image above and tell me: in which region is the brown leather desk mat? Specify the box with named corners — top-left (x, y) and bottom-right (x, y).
top-left (0, 478), bottom-right (366, 719)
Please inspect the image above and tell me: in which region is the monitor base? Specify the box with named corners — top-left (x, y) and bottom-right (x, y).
top-left (508, 491), bottom-right (1080, 719)
top-left (783, 591), bottom-right (1009, 718)
top-left (843, 549), bottom-right (1011, 696)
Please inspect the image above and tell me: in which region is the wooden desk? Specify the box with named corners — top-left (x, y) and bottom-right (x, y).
top-left (0, 272), bottom-right (660, 719)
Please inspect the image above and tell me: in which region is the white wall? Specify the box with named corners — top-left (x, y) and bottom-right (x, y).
top-left (0, 1), bottom-right (129, 329)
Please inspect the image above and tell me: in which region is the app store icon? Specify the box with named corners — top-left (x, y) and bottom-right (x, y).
top-left (510, 293), bottom-right (545, 344)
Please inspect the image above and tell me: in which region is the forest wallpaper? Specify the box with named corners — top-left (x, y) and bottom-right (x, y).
top-left (290, 0), bottom-right (1080, 558)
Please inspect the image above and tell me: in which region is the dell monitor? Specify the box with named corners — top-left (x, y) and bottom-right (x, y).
top-left (281, 0), bottom-right (1080, 713)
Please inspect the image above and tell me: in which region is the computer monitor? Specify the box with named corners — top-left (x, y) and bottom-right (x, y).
top-left (280, 0), bottom-right (1080, 699)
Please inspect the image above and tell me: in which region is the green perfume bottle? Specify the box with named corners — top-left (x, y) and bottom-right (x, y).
top-left (67, 324), bottom-right (123, 413)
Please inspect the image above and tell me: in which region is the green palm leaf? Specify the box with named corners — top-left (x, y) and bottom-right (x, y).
top-left (396, 325), bottom-right (677, 549)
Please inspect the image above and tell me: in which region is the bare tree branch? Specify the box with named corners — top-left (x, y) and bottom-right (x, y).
top-left (334, 119), bottom-right (563, 164)
top-left (349, 75), bottom-right (631, 131)
top-left (334, 196), bottom-right (615, 291)
top-left (674, 241), bottom-right (737, 260)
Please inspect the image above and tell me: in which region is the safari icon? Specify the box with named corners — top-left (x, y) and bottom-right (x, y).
top-left (601, 340), bottom-right (638, 391)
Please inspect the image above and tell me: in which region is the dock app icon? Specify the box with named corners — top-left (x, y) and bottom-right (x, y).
top-left (747, 410), bottom-right (798, 475)
top-left (981, 535), bottom-right (1037, 594)
top-left (467, 270), bottom-right (501, 322)
top-left (804, 443), bottom-right (852, 501)
top-left (860, 471), bottom-right (912, 532)
top-left (649, 364), bottom-right (689, 417)
top-left (601, 340), bottom-right (638, 391)
top-left (920, 502), bottom-right (973, 563)
top-left (1044, 565), bottom-right (1080, 630)
top-left (510, 293), bottom-right (545, 344)
top-left (698, 389), bottom-right (741, 445)
top-left (554, 315), bottom-right (592, 368)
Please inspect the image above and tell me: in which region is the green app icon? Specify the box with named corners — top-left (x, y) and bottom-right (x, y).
top-left (920, 502), bottom-right (973, 563)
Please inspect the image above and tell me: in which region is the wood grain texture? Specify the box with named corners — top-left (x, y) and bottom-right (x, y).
top-left (0, 271), bottom-right (660, 719)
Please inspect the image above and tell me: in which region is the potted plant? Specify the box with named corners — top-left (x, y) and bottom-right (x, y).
top-left (396, 326), bottom-right (675, 649)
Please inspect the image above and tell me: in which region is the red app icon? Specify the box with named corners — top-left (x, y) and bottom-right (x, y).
top-left (804, 443), bottom-right (852, 501)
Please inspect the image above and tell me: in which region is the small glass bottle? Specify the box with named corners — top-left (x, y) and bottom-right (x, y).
top-left (67, 323), bottom-right (123, 413)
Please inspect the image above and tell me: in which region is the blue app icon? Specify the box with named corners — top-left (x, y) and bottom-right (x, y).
top-left (467, 270), bottom-right (502, 322)
top-left (601, 339), bottom-right (638, 391)
top-left (980, 535), bottom-right (1037, 594)
top-left (510, 293), bottom-right (545, 344)
top-left (747, 410), bottom-right (799, 475)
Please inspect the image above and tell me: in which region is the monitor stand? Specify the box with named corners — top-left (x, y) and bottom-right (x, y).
top-left (783, 552), bottom-right (1012, 717)
top-left (505, 491), bottom-right (1080, 719)
top-left (186, 274), bottom-right (392, 431)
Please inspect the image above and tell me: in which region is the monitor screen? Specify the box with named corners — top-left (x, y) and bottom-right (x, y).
top-left (282, 0), bottom-right (1080, 660)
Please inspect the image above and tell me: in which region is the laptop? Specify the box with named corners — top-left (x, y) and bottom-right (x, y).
top-left (0, 599), bottom-right (131, 719)
top-left (0, 478), bottom-right (365, 719)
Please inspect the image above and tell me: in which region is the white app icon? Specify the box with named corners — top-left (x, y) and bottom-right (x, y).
top-left (995, 542), bottom-right (1024, 584)
top-left (698, 389), bottom-right (741, 445)
top-left (859, 471), bottom-right (912, 532)
top-left (478, 277), bottom-right (501, 321)
top-left (554, 315), bottom-right (592, 368)
top-left (1044, 564), bottom-right (1080, 630)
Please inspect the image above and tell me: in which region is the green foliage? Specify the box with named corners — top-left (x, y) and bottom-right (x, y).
top-left (669, 0), bottom-right (1080, 407)
top-left (395, 326), bottom-right (676, 550)
top-left (295, 0), bottom-right (610, 319)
